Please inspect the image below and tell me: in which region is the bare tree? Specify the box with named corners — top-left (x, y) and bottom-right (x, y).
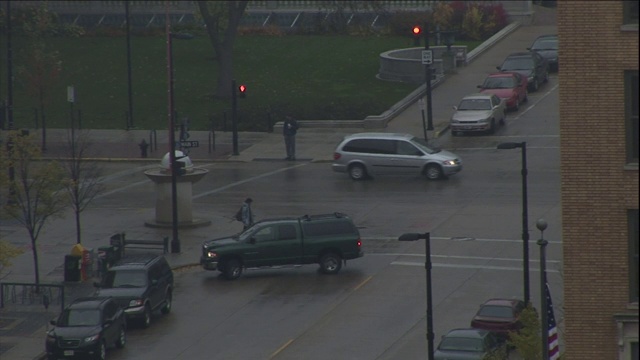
top-left (197, 1), bottom-right (249, 99)
top-left (61, 130), bottom-right (105, 244)
top-left (1, 131), bottom-right (68, 289)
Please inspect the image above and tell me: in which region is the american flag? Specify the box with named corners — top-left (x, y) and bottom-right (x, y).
top-left (546, 282), bottom-right (560, 360)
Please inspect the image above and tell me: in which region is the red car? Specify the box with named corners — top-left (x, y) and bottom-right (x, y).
top-left (477, 72), bottom-right (528, 111)
top-left (470, 298), bottom-right (526, 342)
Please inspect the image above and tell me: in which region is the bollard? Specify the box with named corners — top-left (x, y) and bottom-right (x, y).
top-left (139, 139), bottom-right (149, 158)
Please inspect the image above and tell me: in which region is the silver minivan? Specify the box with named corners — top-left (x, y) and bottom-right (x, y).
top-left (332, 133), bottom-right (462, 180)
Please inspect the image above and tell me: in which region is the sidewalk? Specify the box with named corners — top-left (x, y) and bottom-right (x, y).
top-left (0, 7), bottom-right (557, 360)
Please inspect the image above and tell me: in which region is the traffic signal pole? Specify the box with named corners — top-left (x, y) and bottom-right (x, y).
top-left (231, 79), bottom-right (239, 155)
top-left (424, 22), bottom-right (434, 139)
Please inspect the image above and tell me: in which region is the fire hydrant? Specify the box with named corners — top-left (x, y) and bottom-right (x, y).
top-left (139, 139), bottom-right (149, 158)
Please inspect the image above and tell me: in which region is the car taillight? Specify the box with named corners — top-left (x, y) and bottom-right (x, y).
top-left (357, 239), bottom-right (362, 248)
top-left (333, 153), bottom-right (341, 160)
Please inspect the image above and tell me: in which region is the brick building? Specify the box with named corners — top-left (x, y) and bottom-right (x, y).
top-left (558, 1), bottom-right (638, 360)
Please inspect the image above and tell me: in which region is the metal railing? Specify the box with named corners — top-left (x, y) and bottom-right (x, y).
top-left (0, 282), bottom-right (66, 313)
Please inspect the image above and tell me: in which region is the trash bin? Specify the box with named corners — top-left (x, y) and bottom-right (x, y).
top-left (64, 255), bottom-right (82, 282)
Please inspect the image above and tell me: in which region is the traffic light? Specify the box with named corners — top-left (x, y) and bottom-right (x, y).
top-left (412, 25), bottom-right (421, 46)
top-left (238, 84), bottom-right (247, 98)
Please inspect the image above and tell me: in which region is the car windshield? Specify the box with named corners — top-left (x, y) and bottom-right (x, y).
top-left (457, 99), bottom-right (492, 110)
top-left (59, 309), bottom-right (101, 327)
top-left (103, 270), bottom-right (147, 288)
top-left (501, 58), bottom-right (534, 70)
top-left (531, 39), bottom-right (557, 50)
top-left (482, 77), bottom-right (515, 89)
top-left (410, 137), bottom-right (439, 154)
top-left (439, 337), bottom-right (484, 352)
top-left (478, 305), bottom-right (514, 318)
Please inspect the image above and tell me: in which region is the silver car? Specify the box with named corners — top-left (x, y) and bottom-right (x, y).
top-left (450, 93), bottom-right (507, 136)
top-left (332, 133), bottom-right (462, 180)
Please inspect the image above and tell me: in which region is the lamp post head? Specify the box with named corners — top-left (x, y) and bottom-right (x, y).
top-left (399, 233), bottom-right (429, 241)
top-left (497, 141), bottom-right (525, 150)
top-left (536, 218), bottom-right (548, 232)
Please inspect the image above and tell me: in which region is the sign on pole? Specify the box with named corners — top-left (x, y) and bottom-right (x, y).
top-left (67, 86), bottom-right (75, 103)
top-left (421, 50), bottom-right (433, 65)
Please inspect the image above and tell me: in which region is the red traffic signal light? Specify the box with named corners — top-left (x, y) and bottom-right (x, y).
top-left (412, 25), bottom-right (422, 46)
top-left (238, 84), bottom-right (247, 98)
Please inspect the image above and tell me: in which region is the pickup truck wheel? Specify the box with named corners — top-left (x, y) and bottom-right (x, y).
top-left (319, 253), bottom-right (342, 274)
top-left (223, 259), bottom-right (243, 280)
top-left (160, 291), bottom-right (172, 314)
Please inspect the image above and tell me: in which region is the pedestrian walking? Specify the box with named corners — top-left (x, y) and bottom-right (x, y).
top-left (241, 198), bottom-right (254, 230)
top-left (138, 139), bottom-right (149, 158)
top-left (283, 115), bottom-right (299, 160)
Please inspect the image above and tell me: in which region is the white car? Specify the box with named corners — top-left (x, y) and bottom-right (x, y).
top-left (450, 93), bottom-right (507, 136)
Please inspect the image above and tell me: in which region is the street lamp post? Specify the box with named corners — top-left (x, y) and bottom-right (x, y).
top-left (536, 218), bottom-right (549, 360)
top-left (497, 141), bottom-right (530, 305)
top-left (399, 232), bottom-right (434, 360)
top-left (166, 23), bottom-right (180, 253)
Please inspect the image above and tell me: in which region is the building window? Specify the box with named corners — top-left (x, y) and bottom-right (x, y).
top-left (625, 71), bottom-right (639, 164)
top-left (623, 1), bottom-right (639, 25)
top-left (630, 209), bottom-right (639, 303)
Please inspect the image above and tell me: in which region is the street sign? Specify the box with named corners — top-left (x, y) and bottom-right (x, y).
top-left (176, 140), bottom-right (199, 148)
top-left (421, 50), bottom-right (433, 65)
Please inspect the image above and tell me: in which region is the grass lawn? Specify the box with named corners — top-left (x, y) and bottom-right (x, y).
top-left (3, 34), bottom-right (480, 131)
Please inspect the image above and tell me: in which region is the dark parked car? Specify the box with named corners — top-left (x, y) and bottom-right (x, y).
top-left (94, 254), bottom-right (173, 328)
top-left (434, 328), bottom-right (508, 360)
top-left (497, 52), bottom-right (549, 92)
top-left (46, 297), bottom-right (126, 360)
top-left (528, 34), bottom-right (558, 72)
top-left (470, 298), bottom-right (526, 342)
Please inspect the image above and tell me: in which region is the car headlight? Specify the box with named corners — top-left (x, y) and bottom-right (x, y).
top-left (83, 334), bottom-right (100, 343)
top-left (207, 251), bottom-right (218, 258)
top-left (450, 118), bottom-right (460, 124)
top-left (442, 160), bottom-right (456, 166)
top-left (129, 299), bottom-right (144, 307)
top-left (46, 333), bottom-right (56, 343)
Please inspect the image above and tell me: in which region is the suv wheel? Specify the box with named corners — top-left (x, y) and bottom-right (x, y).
top-left (116, 326), bottom-right (126, 348)
top-left (95, 340), bottom-right (106, 360)
top-left (319, 253), bottom-right (342, 274)
top-left (161, 291), bottom-right (172, 314)
top-left (348, 164), bottom-right (367, 180)
top-left (142, 304), bottom-right (152, 328)
top-left (425, 164), bottom-right (443, 180)
top-left (223, 259), bottom-right (243, 280)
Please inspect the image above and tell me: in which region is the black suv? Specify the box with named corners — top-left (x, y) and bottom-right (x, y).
top-left (46, 296), bottom-right (126, 360)
top-left (94, 254), bottom-right (173, 328)
top-left (497, 51), bottom-right (549, 92)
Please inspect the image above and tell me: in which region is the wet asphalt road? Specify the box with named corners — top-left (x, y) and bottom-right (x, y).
top-left (93, 75), bottom-right (562, 360)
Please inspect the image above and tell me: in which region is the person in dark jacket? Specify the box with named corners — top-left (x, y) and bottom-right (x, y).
top-left (241, 198), bottom-right (253, 230)
top-left (283, 115), bottom-right (299, 160)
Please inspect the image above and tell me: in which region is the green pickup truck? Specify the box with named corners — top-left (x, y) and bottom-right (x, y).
top-left (200, 213), bottom-right (364, 280)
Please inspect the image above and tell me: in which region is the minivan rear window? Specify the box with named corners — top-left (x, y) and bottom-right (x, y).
top-left (342, 139), bottom-right (395, 154)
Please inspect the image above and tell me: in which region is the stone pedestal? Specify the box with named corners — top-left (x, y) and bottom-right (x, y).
top-left (143, 152), bottom-right (210, 228)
